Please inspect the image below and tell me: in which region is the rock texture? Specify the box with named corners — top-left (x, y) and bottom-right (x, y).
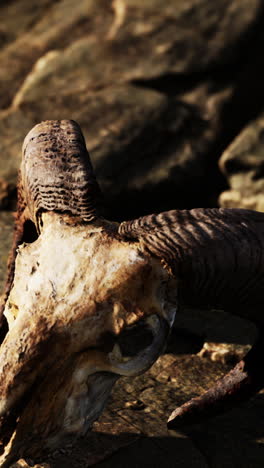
top-left (219, 114), bottom-right (264, 211)
top-left (10, 461), bottom-right (50, 468)
top-left (0, 0), bottom-right (261, 107)
top-left (1, 0), bottom-right (264, 217)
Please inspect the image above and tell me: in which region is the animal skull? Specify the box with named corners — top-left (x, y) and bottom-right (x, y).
top-left (0, 211), bottom-right (177, 462)
top-left (1, 119), bottom-right (264, 465)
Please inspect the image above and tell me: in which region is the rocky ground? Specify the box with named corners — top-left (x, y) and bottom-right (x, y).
top-left (1, 0), bottom-right (264, 467)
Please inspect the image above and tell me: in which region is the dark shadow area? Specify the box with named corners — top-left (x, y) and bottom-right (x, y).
top-left (183, 392), bottom-right (264, 468)
top-left (93, 433), bottom-right (206, 468)
top-left (53, 393), bottom-right (264, 468)
top-left (93, 394), bottom-right (264, 468)
top-left (165, 326), bottom-right (204, 356)
top-left (104, 178), bottom-right (228, 222)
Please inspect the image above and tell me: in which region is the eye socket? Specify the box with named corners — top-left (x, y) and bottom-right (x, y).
top-left (22, 219), bottom-right (38, 244)
top-left (116, 318), bottom-right (154, 357)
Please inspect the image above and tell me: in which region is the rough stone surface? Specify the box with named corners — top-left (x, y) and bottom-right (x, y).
top-left (0, 78), bottom-right (229, 218)
top-left (10, 461), bottom-right (50, 468)
top-left (219, 114), bottom-right (264, 211)
top-left (0, 0), bottom-right (261, 109)
top-left (1, 0), bottom-right (264, 218)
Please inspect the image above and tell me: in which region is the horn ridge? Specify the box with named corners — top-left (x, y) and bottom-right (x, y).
top-left (21, 120), bottom-right (102, 227)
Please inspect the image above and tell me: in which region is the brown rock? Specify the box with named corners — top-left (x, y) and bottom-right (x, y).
top-left (0, 85), bottom-right (169, 210)
top-left (1, 74), bottom-right (237, 218)
top-left (1, 0), bottom-right (263, 214)
top-left (0, 0), bottom-right (113, 109)
top-left (0, 0), bottom-right (261, 110)
top-left (0, 0), bottom-right (55, 48)
top-left (219, 114), bottom-right (264, 211)
top-left (10, 461), bottom-right (50, 468)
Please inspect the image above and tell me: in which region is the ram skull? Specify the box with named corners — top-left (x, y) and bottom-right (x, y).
top-left (0, 120), bottom-right (264, 465)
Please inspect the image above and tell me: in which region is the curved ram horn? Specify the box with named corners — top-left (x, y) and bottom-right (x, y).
top-left (22, 119), bottom-right (102, 231)
top-left (119, 207), bottom-right (264, 425)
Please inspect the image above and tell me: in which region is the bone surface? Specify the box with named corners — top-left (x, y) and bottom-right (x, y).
top-left (0, 211), bottom-right (176, 465)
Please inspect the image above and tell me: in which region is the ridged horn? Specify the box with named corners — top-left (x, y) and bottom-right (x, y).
top-left (167, 328), bottom-right (264, 429)
top-left (21, 120), bottom-right (102, 230)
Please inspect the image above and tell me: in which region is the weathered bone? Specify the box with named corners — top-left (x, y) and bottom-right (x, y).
top-left (0, 211), bottom-right (176, 464)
